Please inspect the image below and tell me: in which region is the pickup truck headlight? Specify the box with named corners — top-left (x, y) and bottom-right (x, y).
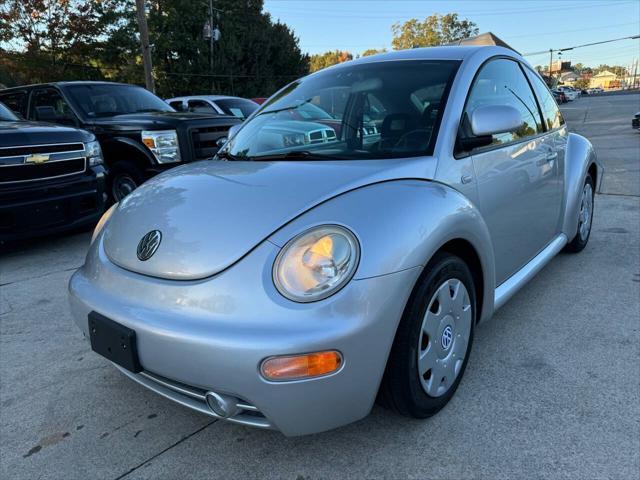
top-left (273, 225), bottom-right (360, 302)
top-left (141, 130), bottom-right (181, 164)
top-left (85, 140), bottom-right (103, 167)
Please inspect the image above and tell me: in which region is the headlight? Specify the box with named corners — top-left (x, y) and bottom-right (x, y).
top-left (91, 203), bottom-right (118, 245)
top-left (273, 225), bottom-right (360, 302)
top-left (141, 130), bottom-right (181, 164)
top-left (85, 140), bottom-right (103, 167)
top-left (282, 132), bottom-right (306, 147)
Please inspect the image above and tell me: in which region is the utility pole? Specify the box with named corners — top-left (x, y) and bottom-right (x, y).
top-left (135, 0), bottom-right (155, 93)
top-left (548, 49), bottom-right (553, 85)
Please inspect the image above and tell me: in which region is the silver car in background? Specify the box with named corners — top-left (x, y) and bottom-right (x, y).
top-left (69, 46), bottom-right (601, 436)
top-left (165, 95), bottom-right (259, 120)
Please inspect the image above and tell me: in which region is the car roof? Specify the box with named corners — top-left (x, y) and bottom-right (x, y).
top-left (165, 95), bottom-right (249, 102)
top-left (320, 45), bottom-right (524, 73)
top-left (0, 80), bottom-right (142, 92)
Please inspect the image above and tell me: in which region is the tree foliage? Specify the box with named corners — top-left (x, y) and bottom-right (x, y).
top-left (361, 48), bottom-right (387, 57)
top-left (391, 13), bottom-right (478, 50)
top-left (309, 50), bottom-right (353, 72)
top-left (0, 0), bottom-right (309, 97)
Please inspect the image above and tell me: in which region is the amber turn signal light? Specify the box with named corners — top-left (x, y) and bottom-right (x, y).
top-left (261, 351), bottom-right (343, 381)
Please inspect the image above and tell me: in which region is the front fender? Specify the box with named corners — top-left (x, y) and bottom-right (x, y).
top-left (102, 136), bottom-right (156, 165)
top-left (268, 179), bottom-right (496, 323)
top-left (561, 133), bottom-right (600, 239)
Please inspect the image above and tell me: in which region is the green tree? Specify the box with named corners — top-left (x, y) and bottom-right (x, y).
top-left (391, 13), bottom-right (478, 50)
top-left (361, 48), bottom-right (387, 57)
top-left (142, 0), bottom-right (308, 97)
top-left (309, 50), bottom-right (353, 72)
top-left (573, 78), bottom-right (590, 90)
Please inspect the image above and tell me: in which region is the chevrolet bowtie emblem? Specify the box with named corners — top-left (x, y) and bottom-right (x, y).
top-left (25, 154), bottom-right (50, 165)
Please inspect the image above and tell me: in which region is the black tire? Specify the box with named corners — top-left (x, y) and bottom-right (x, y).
top-left (379, 252), bottom-right (476, 418)
top-left (564, 173), bottom-right (594, 253)
top-left (108, 160), bottom-right (145, 203)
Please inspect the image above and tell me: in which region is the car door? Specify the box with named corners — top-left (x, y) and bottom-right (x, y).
top-left (465, 58), bottom-right (561, 285)
top-left (29, 87), bottom-right (79, 127)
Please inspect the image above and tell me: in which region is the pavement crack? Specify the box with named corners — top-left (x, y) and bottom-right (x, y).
top-left (113, 420), bottom-right (217, 480)
top-left (0, 265), bottom-right (81, 287)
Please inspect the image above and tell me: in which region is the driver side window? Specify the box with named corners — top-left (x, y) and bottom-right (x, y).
top-left (31, 88), bottom-right (77, 125)
top-left (465, 59), bottom-right (543, 148)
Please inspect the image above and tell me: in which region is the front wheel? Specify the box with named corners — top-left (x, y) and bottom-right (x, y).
top-left (379, 252), bottom-right (476, 418)
top-left (109, 161), bottom-right (144, 203)
top-left (564, 173), bottom-right (594, 253)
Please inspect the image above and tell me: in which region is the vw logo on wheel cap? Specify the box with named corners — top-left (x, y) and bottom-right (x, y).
top-left (137, 230), bottom-right (162, 261)
top-left (441, 325), bottom-right (453, 350)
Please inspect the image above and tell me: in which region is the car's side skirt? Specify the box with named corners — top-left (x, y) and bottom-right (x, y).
top-left (494, 234), bottom-right (568, 310)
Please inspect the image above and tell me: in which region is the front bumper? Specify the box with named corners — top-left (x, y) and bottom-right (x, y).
top-left (69, 236), bottom-right (420, 436)
top-left (0, 167), bottom-right (106, 243)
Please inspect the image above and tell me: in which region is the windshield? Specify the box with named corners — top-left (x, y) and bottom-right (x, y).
top-left (0, 102), bottom-right (18, 121)
top-left (66, 84), bottom-right (175, 118)
top-left (215, 98), bottom-right (259, 119)
top-left (222, 60), bottom-right (459, 161)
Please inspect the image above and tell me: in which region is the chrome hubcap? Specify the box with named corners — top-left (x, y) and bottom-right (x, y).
top-left (578, 183), bottom-right (593, 241)
top-left (418, 279), bottom-right (472, 397)
top-left (113, 175), bottom-right (137, 201)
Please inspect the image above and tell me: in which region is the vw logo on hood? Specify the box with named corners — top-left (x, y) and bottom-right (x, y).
top-left (441, 325), bottom-right (453, 350)
top-left (137, 230), bottom-right (162, 261)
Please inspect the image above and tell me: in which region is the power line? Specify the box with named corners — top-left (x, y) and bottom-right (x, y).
top-left (523, 34), bottom-right (640, 56)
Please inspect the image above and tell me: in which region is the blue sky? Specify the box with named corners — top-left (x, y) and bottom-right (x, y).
top-left (263, 0), bottom-right (640, 68)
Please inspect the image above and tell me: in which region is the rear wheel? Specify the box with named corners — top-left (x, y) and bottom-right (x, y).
top-left (109, 161), bottom-right (144, 202)
top-left (379, 252), bottom-right (476, 417)
top-left (564, 174), bottom-right (594, 253)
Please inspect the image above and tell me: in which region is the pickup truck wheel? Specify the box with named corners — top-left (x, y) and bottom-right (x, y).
top-left (379, 252), bottom-right (476, 418)
top-left (109, 161), bottom-right (144, 202)
top-left (564, 173), bottom-right (594, 253)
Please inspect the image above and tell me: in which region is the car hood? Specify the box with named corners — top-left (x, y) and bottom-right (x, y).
top-left (89, 111), bottom-right (237, 131)
top-left (0, 121), bottom-right (93, 146)
top-left (103, 157), bottom-right (435, 280)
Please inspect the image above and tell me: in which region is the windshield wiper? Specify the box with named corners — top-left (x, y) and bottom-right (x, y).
top-left (248, 150), bottom-right (337, 161)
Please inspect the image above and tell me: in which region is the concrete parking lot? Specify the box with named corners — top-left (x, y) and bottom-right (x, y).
top-left (1, 94), bottom-right (639, 480)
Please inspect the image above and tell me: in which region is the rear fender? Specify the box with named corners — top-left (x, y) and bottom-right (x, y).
top-left (268, 179), bottom-right (496, 323)
top-left (561, 133), bottom-right (601, 239)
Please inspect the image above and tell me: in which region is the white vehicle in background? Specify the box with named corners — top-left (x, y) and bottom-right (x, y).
top-left (556, 86), bottom-right (579, 101)
top-left (166, 95), bottom-right (259, 120)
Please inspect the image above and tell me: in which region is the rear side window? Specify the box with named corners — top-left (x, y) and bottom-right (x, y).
top-left (0, 91), bottom-right (28, 117)
top-left (526, 70), bottom-right (565, 130)
top-left (188, 100), bottom-right (216, 113)
top-left (465, 59), bottom-right (543, 147)
top-left (214, 98), bottom-right (259, 119)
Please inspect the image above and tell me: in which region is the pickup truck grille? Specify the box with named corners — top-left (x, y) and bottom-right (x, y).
top-left (0, 143), bottom-right (86, 184)
top-left (190, 125), bottom-right (229, 160)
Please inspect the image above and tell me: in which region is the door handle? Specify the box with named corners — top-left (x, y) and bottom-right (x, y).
top-left (546, 151), bottom-right (558, 161)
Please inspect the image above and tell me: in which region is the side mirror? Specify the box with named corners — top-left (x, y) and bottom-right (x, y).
top-left (469, 105), bottom-right (523, 137)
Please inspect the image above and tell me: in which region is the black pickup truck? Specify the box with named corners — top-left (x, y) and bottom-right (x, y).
top-left (0, 81), bottom-right (239, 201)
top-left (0, 102), bottom-right (106, 243)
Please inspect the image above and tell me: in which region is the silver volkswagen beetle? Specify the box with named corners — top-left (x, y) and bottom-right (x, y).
top-left (69, 46), bottom-right (601, 436)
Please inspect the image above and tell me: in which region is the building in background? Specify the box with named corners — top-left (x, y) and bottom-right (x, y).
top-left (590, 70), bottom-right (620, 89)
top-left (559, 71), bottom-right (580, 86)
